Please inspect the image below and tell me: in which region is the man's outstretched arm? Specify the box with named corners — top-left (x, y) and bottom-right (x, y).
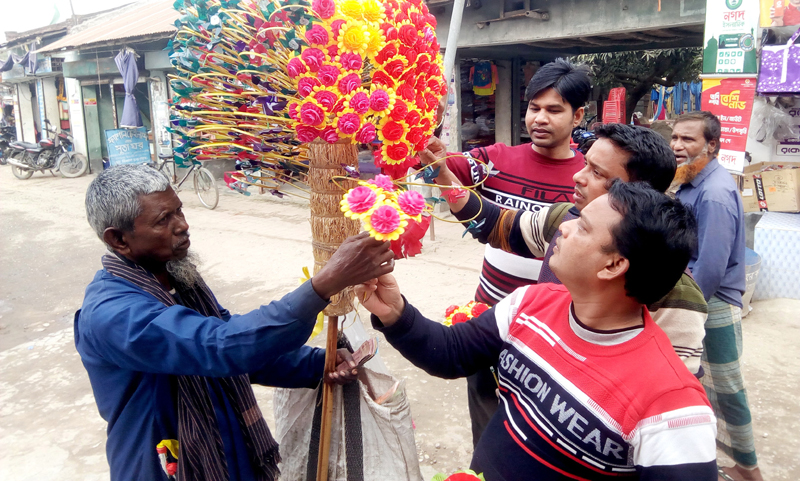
top-left (356, 275), bottom-right (520, 379)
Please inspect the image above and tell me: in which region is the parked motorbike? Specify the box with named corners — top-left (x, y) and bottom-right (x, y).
top-left (0, 125), bottom-right (16, 165)
top-left (7, 120), bottom-right (88, 180)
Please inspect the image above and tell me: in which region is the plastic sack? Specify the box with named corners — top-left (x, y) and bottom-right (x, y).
top-left (274, 367), bottom-right (422, 481)
top-left (750, 97), bottom-right (800, 144)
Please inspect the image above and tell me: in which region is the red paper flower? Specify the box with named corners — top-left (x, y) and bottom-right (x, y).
top-left (340, 52), bottom-right (363, 71)
top-left (375, 44), bottom-right (397, 64)
top-left (404, 110), bottom-right (421, 126)
top-left (425, 92), bottom-right (438, 110)
top-left (312, 0), bottom-right (336, 18)
top-left (445, 305), bottom-right (459, 317)
top-left (355, 123), bottom-right (377, 143)
top-left (386, 142), bottom-right (409, 161)
top-left (382, 121), bottom-right (405, 142)
top-left (295, 125), bottom-right (319, 142)
top-left (305, 25), bottom-right (329, 45)
top-left (300, 102), bottom-right (325, 126)
top-left (370, 205), bottom-right (402, 234)
top-left (314, 90), bottom-right (338, 110)
top-left (369, 89), bottom-right (391, 111)
top-left (345, 186), bottom-right (378, 213)
top-left (397, 84), bottom-right (415, 102)
top-left (390, 101), bottom-right (408, 121)
top-left (337, 113), bottom-right (361, 135)
top-left (350, 91), bottom-right (370, 114)
top-left (427, 78), bottom-right (441, 92)
top-left (471, 303), bottom-right (489, 317)
top-left (287, 57), bottom-right (307, 78)
top-left (320, 126), bottom-right (339, 143)
top-left (451, 312), bottom-right (468, 325)
top-left (405, 127), bottom-right (424, 145)
top-left (372, 70), bottom-right (395, 88)
top-left (318, 65), bottom-right (341, 86)
top-left (338, 73), bottom-right (362, 95)
top-left (298, 77), bottom-right (321, 97)
top-left (301, 48), bottom-right (326, 72)
top-left (397, 189), bottom-right (425, 216)
top-left (445, 187), bottom-right (467, 203)
top-left (384, 59), bottom-right (406, 78)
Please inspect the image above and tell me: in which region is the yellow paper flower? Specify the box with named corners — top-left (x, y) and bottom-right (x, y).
top-left (339, 0), bottom-right (363, 20)
top-left (338, 21), bottom-right (372, 55)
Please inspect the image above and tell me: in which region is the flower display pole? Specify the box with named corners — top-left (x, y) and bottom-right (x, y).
top-left (308, 138), bottom-right (361, 480)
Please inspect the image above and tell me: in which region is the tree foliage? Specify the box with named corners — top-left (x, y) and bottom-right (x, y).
top-left (575, 48), bottom-right (702, 122)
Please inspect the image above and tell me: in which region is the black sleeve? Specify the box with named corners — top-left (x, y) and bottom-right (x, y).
top-left (371, 299), bottom-right (505, 379)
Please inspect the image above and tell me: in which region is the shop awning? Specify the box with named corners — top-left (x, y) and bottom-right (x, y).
top-left (38, 1), bottom-right (179, 53)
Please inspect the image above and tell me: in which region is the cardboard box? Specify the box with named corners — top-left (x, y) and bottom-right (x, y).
top-left (760, 168), bottom-right (800, 213)
top-left (739, 174), bottom-right (760, 213)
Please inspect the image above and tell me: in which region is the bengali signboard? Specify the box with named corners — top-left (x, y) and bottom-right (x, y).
top-left (701, 77), bottom-right (757, 172)
top-left (703, 0), bottom-right (760, 74)
top-left (105, 127), bottom-right (151, 166)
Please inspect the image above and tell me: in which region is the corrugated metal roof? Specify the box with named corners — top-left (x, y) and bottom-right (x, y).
top-left (40, 1), bottom-right (179, 53)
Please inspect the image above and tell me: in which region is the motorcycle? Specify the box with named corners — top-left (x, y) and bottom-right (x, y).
top-left (0, 125), bottom-right (16, 165)
top-left (7, 120), bottom-right (88, 180)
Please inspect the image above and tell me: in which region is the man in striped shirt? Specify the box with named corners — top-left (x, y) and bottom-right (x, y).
top-left (358, 182), bottom-right (717, 480)
top-left (423, 58), bottom-right (592, 445)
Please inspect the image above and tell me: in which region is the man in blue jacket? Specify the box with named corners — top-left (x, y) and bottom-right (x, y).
top-left (76, 164), bottom-right (395, 481)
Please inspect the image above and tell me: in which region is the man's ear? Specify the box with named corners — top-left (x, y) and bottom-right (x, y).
top-left (573, 106), bottom-right (585, 127)
top-left (708, 139), bottom-right (719, 157)
top-left (597, 253), bottom-right (629, 282)
top-left (102, 227), bottom-right (130, 256)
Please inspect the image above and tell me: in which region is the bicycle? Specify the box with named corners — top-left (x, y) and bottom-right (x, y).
top-left (153, 154), bottom-right (219, 210)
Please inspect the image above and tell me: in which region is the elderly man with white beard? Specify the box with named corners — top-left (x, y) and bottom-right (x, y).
top-left (670, 112), bottom-right (761, 481)
top-left (75, 164), bottom-right (396, 481)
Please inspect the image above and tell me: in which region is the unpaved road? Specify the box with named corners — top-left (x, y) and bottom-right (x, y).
top-left (0, 168), bottom-right (798, 480)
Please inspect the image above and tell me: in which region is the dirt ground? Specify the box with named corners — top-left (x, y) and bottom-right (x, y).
top-left (0, 168), bottom-right (798, 480)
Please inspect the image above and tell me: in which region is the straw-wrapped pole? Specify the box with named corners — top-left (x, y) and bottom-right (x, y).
top-left (308, 139), bottom-right (360, 481)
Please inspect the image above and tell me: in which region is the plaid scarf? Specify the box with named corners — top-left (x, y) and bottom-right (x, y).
top-left (102, 253), bottom-right (281, 481)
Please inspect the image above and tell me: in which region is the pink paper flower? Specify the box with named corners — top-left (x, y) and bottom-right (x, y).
top-left (397, 190), bottom-right (425, 216)
top-left (330, 19), bottom-right (346, 40)
top-left (369, 89), bottom-right (391, 111)
top-left (300, 102), bottom-right (325, 126)
top-left (368, 174), bottom-right (396, 192)
top-left (338, 73), bottom-right (362, 95)
top-left (355, 123), bottom-right (376, 143)
top-left (298, 77), bottom-right (321, 97)
top-left (305, 25), bottom-right (329, 46)
top-left (287, 58), bottom-right (307, 78)
top-left (295, 125), bottom-right (319, 142)
top-left (349, 91), bottom-right (370, 114)
top-left (370, 205), bottom-right (402, 234)
top-left (301, 48), bottom-right (326, 72)
top-left (345, 186), bottom-right (377, 213)
top-left (288, 102), bottom-right (299, 120)
top-left (320, 126), bottom-right (339, 143)
top-left (339, 52), bottom-right (363, 71)
top-left (312, 0), bottom-right (336, 19)
top-left (314, 90), bottom-right (338, 110)
top-left (337, 113), bottom-right (361, 135)
top-left (319, 65), bottom-right (341, 86)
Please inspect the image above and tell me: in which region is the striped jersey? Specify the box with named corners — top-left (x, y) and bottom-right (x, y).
top-left (374, 283), bottom-right (717, 480)
top-left (446, 143), bottom-right (583, 306)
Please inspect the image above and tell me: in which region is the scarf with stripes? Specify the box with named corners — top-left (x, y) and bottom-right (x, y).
top-left (102, 253), bottom-right (280, 481)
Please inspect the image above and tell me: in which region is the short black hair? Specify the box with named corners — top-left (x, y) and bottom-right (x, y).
top-left (595, 124), bottom-right (676, 193)
top-left (674, 111), bottom-right (722, 155)
top-left (524, 58), bottom-right (591, 112)
top-left (605, 181), bottom-right (697, 306)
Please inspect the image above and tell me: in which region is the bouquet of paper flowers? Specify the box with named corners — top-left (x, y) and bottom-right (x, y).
top-left (168, 0), bottom-right (446, 183)
top-left (443, 301), bottom-right (490, 326)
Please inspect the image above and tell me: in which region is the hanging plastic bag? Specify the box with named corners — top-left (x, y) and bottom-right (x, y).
top-left (750, 97), bottom-right (800, 144)
top-left (274, 367), bottom-right (422, 481)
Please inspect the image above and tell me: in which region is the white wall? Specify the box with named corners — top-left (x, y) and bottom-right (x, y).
top-left (16, 82), bottom-right (36, 142)
top-left (495, 60), bottom-right (512, 146)
top-left (65, 77), bottom-right (87, 156)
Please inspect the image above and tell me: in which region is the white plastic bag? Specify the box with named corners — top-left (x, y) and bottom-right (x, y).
top-left (274, 368), bottom-right (422, 481)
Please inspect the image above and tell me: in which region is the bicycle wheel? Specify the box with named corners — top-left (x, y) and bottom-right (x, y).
top-left (194, 167), bottom-right (219, 209)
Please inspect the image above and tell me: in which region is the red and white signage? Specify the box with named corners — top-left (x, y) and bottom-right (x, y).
top-left (701, 77), bottom-right (757, 172)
